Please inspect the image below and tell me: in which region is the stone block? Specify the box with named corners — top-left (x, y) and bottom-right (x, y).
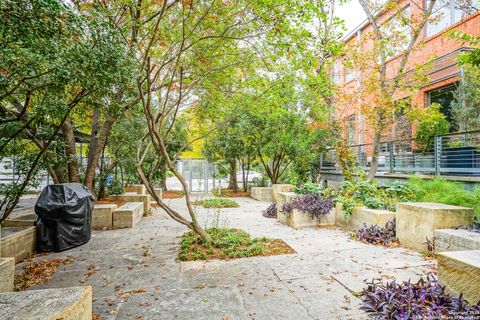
top-left (286, 208), bottom-right (335, 229)
top-left (154, 188), bottom-right (163, 200)
top-left (109, 194), bottom-right (151, 214)
top-left (272, 184), bottom-right (295, 202)
top-left (276, 192), bottom-right (297, 204)
top-left (0, 286), bottom-right (92, 320)
top-left (0, 258), bottom-right (14, 293)
top-left (434, 229), bottom-right (480, 253)
top-left (335, 205), bottom-right (394, 232)
top-left (113, 202), bottom-right (144, 229)
top-left (438, 250), bottom-right (480, 304)
top-left (396, 202), bottom-right (474, 253)
top-left (1, 226), bottom-right (36, 262)
top-left (92, 204), bottom-right (118, 228)
top-left (250, 187), bottom-right (273, 202)
top-left (4, 213), bottom-right (36, 227)
top-left (124, 184), bottom-right (146, 195)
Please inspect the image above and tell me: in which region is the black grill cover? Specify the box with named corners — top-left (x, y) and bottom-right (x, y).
top-left (35, 183), bottom-right (95, 252)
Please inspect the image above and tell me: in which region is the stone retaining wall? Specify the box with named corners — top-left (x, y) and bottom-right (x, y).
top-left (1, 226), bottom-right (36, 262)
top-left (113, 202), bottom-right (144, 228)
top-left (109, 194), bottom-right (151, 214)
top-left (396, 202), bottom-right (474, 253)
top-left (0, 286), bottom-right (92, 320)
top-left (0, 258), bottom-right (14, 293)
top-left (3, 213), bottom-right (36, 227)
top-left (92, 204), bottom-right (118, 229)
top-left (124, 184), bottom-right (146, 195)
top-left (272, 184), bottom-right (294, 202)
top-left (286, 208), bottom-right (335, 229)
top-left (438, 250), bottom-right (480, 304)
top-left (335, 204), bottom-right (395, 232)
top-left (434, 229), bottom-right (480, 253)
top-left (250, 187), bottom-right (273, 202)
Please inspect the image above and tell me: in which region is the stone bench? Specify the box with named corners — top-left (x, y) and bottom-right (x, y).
top-left (434, 229), bottom-right (480, 253)
top-left (4, 213), bottom-right (36, 227)
top-left (109, 194), bottom-right (151, 214)
top-left (92, 204), bottom-right (118, 229)
top-left (272, 184), bottom-right (294, 202)
top-left (286, 208), bottom-right (335, 229)
top-left (250, 187), bottom-right (273, 202)
top-left (1, 226), bottom-right (36, 263)
top-left (0, 286), bottom-right (92, 320)
top-left (113, 202), bottom-right (144, 228)
top-left (438, 250), bottom-right (480, 304)
top-left (0, 258), bottom-right (14, 293)
top-left (335, 204), bottom-right (395, 232)
top-left (124, 184), bottom-right (146, 195)
top-left (396, 202), bottom-right (474, 253)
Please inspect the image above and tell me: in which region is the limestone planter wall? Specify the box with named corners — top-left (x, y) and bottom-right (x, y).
top-left (272, 184), bottom-right (295, 202)
top-left (113, 202), bottom-right (144, 228)
top-left (276, 192), bottom-right (297, 224)
top-left (434, 229), bottom-right (480, 253)
top-left (1, 226), bottom-right (36, 262)
top-left (0, 286), bottom-right (92, 320)
top-left (0, 258), bottom-right (14, 292)
top-left (124, 184), bottom-right (146, 195)
top-left (154, 188), bottom-right (163, 200)
top-left (335, 204), bottom-right (395, 232)
top-left (251, 187), bottom-right (273, 202)
top-left (438, 250), bottom-right (480, 304)
top-left (3, 213), bottom-right (36, 227)
top-left (396, 203), bottom-right (474, 253)
top-left (109, 194), bottom-right (151, 215)
top-left (286, 208), bottom-right (336, 229)
top-left (92, 204), bottom-right (118, 229)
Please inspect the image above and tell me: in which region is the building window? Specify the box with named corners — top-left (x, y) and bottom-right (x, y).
top-left (345, 68), bottom-right (355, 83)
top-left (427, 84), bottom-right (459, 131)
top-left (331, 63), bottom-right (341, 85)
top-left (426, 0), bottom-right (479, 37)
top-left (345, 115), bottom-right (356, 145)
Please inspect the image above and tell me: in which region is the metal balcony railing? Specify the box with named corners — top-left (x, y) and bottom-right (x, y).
top-left (320, 130), bottom-right (480, 177)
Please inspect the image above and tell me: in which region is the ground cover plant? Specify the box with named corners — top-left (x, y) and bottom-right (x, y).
top-left (409, 177), bottom-right (480, 220)
top-left (263, 202), bottom-right (277, 218)
top-left (192, 198), bottom-right (240, 208)
top-left (361, 274), bottom-right (480, 319)
top-left (178, 228), bottom-right (294, 261)
top-left (351, 220), bottom-right (398, 247)
top-left (281, 194), bottom-right (335, 221)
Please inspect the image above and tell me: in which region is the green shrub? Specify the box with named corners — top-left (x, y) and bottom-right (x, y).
top-left (293, 182), bottom-right (321, 195)
top-left (408, 177), bottom-right (480, 219)
top-left (193, 198), bottom-right (240, 208)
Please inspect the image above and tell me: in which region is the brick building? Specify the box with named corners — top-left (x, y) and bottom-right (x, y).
top-left (333, 0), bottom-right (480, 147)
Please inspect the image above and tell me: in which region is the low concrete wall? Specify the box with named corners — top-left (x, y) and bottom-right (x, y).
top-left (92, 204), bottom-right (118, 229)
top-left (0, 258), bottom-right (14, 293)
top-left (4, 213), bottom-right (36, 227)
top-left (124, 184), bottom-right (146, 195)
top-left (272, 184), bottom-right (295, 202)
top-left (276, 192), bottom-right (297, 225)
top-left (113, 202), bottom-right (144, 229)
top-left (109, 194), bottom-right (151, 214)
top-left (335, 204), bottom-right (394, 232)
top-left (434, 229), bottom-right (480, 253)
top-left (1, 226), bottom-right (36, 262)
top-left (286, 208), bottom-right (335, 229)
top-left (250, 187), bottom-right (273, 202)
top-left (154, 188), bottom-right (163, 200)
top-left (0, 286), bottom-right (92, 320)
top-left (438, 250), bottom-right (480, 304)
top-left (396, 202), bottom-right (474, 253)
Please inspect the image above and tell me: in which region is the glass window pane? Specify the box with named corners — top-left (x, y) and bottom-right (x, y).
top-left (453, 0), bottom-right (480, 22)
top-left (426, 0), bottom-right (452, 37)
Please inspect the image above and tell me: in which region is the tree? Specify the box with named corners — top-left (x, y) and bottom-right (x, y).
top-left (339, 0), bottom-right (437, 180)
top-left (0, 0), bottom-right (136, 221)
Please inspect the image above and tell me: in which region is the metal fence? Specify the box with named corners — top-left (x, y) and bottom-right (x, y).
top-left (175, 159), bottom-right (221, 192)
top-left (320, 130), bottom-right (480, 177)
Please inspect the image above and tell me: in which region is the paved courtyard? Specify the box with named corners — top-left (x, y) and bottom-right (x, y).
top-left (20, 197), bottom-right (435, 319)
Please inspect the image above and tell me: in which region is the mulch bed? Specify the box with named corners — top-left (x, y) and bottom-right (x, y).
top-left (162, 191), bottom-right (185, 199)
top-left (219, 189), bottom-right (250, 197)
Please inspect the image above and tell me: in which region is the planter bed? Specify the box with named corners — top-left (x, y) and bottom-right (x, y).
top-left (3, 213), bottom-right (36, 227)
top-left (250, 187), bottom-right (273, 202)
top-left (1, 226), bottom-right (36, 263)
top-left (271, 184), bottom-right (294, 202)
top-left (335, 204), bottom-right (395, 232)
top-left (434, 228), bottom-right (480, 253)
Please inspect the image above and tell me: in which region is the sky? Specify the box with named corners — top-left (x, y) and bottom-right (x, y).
top-left (336, 0), bottom-right (367, 34)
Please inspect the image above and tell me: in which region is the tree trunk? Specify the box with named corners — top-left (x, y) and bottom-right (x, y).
top-left (84, 116), bottom-right (116, 193)
top-left (160, 161), bottom-right (168, 191)
top-left (62, 118), bottom-right (81, 183)
top-left (367, 131), bottom-right (382, 180)
top-left (228, 159), bottom-right (238, 191)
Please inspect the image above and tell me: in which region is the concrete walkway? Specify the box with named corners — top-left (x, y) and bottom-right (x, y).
top-left (21, 197), bottom-right (435, 319)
